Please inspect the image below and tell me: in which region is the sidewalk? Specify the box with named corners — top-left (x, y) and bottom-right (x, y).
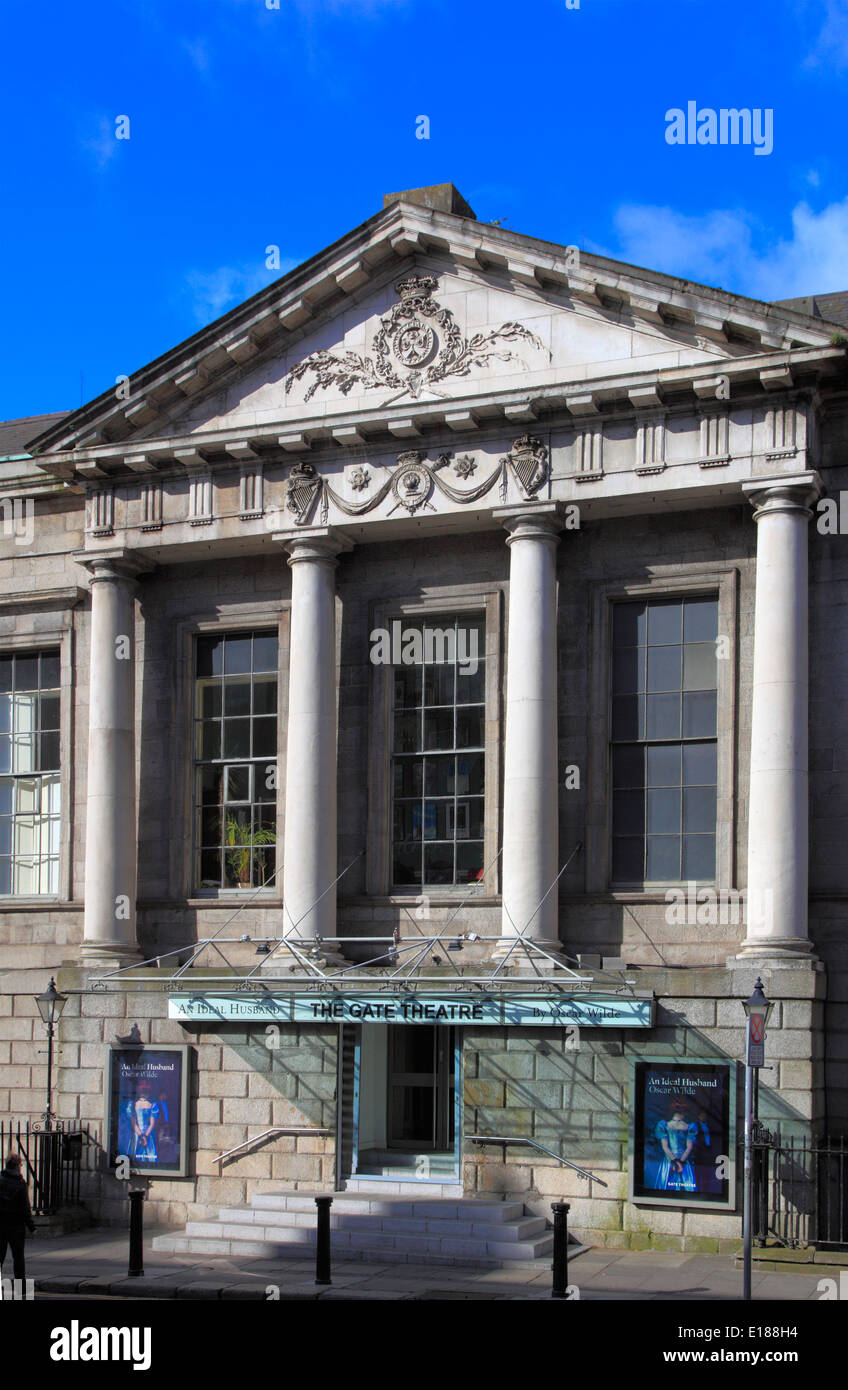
top-left (20, 1228), bottom-right (835, 1301)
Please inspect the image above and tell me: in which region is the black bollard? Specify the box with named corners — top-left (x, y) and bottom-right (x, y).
top-left (315, 1195), bottom-right (333, 1286)
top-left (128, 1186), bottom-right (145, 1277)
top-left (551, 1201), bottom-right (571, 1299)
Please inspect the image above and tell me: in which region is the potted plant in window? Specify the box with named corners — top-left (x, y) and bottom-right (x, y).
top-left (224, 817), bottom-right (276, 888)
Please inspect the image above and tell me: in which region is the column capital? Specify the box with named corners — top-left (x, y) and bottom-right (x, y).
top-left (492, 503), bottom-right (565, 545)
top-left (272, 526), bottom-right (355, 567)
top-left (742, 471), bottom-right (823, 521)
top-left (73, 549), bottom-right (154, 586)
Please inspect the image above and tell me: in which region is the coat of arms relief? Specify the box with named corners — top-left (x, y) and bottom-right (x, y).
top-left (284, 274), bottom-right (548, 403)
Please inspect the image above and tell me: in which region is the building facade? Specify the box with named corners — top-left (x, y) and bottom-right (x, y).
top-left (2, 183), bottom-right (847, 1253)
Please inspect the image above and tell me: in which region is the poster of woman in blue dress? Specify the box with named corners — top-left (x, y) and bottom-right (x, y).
top-left (107, 1046), bottom-right (188, 1177)
top-left (652, 1101), bottom-right (698, 1192)
top-left (631, 1059), bottom-right (734, 1208)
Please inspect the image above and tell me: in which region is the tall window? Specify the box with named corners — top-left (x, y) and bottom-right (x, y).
top-left (0, 650), bottom-right (61, 895)
top-left (610, 596), bottom-right (718, 884)
top-left (194, 630), bottom-right (278, 892)
top-left (391, 615), bottom-right (485, 888)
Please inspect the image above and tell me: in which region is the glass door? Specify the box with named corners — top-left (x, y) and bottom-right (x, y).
top-left (387, 1025), bottom-right (455, 1152)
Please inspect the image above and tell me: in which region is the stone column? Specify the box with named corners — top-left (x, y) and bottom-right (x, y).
top-left (738, 474), bottom-right (821, 959)
top-left (78, 553), bottom-right (147, 963)
top-left (280, 529), bottom-right (352, 942)
top-left (493, 506), bottom-right (564, 948)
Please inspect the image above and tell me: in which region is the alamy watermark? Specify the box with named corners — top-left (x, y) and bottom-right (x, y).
top-left (665, 103), bottom-right (773, 156)
top-left (370, 620), bottom-right (479, 676)
top-left (665, 883), bottom-right (774, 930)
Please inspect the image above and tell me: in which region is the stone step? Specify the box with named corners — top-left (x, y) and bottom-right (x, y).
top-left (249, 1193), bottom-right (526, 1221)
top-left (152, 1228), bottom-right (555, 1265)
top-left (207, 1209), bottom-right (547, 1241)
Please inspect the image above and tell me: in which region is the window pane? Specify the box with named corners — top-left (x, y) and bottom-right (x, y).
top-left (424, 843), bottom-right (454, 884)
top-left (683, 643), bottom-right (717, 691)
top-left (613, 647), bottom-right (643, 694)
top-left (456, 661), bottom-right (485, 705)
top-left (424, 710), bottom-right (454, 751)
top-left (682, 742), bottom-right (717, 786)
top-left (394, 803), bottom-right (421, 842)
top-left (612, 837), bottom-right (643, 881)
top-left (455, 798), bottom-right (484, 840)
top-left (225, 765), bottom-right (251, 801)
top-left (223, 719), bottom-right (251, 759)
top-left (647, 788), bottom-right (680, 834)
top-left (394, 759), bottom-right (423, 798)
top-left (646, 693), bottom-right (681, 740)
top-left (394, 712), bottom-right (421, 754)
top-left (682, 690), bottom-right (717, 738)
top-left (198, 683), bottom-right (221, 718)
top-left (456, 707), bottom-right (483, 749)
top-left (424, 757), bottom-right (454, 797)
top-left (646, 835), bottom-right (680, 880)
top-left (252, 633), bottom-right (278, 673)
top-left (647, 602), bottom-right (682, 646)
top-left (647, 645), bottom-right (681, 693)
top-left (38, 695), bottom-right (60, 731)
top-left (40, 652), bottom-right (60, 688)
top-left (38, 732), bottom-right (59, 772)
top-left (0, 696), bottom-right (9, 735)
top-left (198, 721), bottom-right (221, 760)
top-left (682, 834), bottom-right (715, 880)
top-left (252, 717), bottom-right (277, 758)
top-left (424, 664), bottom-right (455, 706)
top-left (613, 604), bottom-right (646, 647)
top-left (611, 695), bottom-right (644, 741)
top-left (0, 820), bottom-right (11, 855)
top-left (199, 766), bottom-right (224, 803)
top-left (393, 845), bottom-right (422, 886)
top-left (15, 657), bottom-right (38, 692)
top-left (201, 808), bottom-right (221, 845)
top-left (223, 636), bottom-right (252, 675)
top-left (0, 780), bottom-right (12, 815)
top-left (683, 786), bottom-right (716, 834)
top-left (0, 737), bottom-right (10, 774)
top-left (647, 744), bottom-right (681, 787)
top-left (613, 790), bottom-right (645, 836)
top-left (223, 679), bottom-right (251, 716)
top-left (199, 849), bottom-right (221, 886)
top-left (613, 745), bottom-right (644, 789)
top-left (252, 678), bottom-right (277, 716)
top-left (457, 842), bottom-right (484, 883)
top-left (455, 754), bottom-right (484, 796)
top-left (394, 667), bottom-right (422, 709)
top-left (683, 597), bottom-right (718, 642)
top-left (0, 659), bottom-right (12, 693)
top-left (196, 636), bottom-right (223, 678)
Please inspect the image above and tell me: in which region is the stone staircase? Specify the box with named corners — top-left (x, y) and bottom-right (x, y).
top-left (152, 1190), bottom-right (557, 1268)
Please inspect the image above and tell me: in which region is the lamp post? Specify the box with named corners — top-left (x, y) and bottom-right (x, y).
top-left (742, 977), bottom-right (773, 1301)
top-left (34, 978), bottom-right (68, 1132)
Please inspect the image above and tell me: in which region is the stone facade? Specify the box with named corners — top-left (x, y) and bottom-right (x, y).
top-left (1, 184), bottom-right (847, 1248)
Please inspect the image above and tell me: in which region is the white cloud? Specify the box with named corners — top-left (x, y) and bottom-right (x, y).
top-left (805, 0), bottom-right (848, 67)
top-left (80, 115), bottom-right (120, 170)
top-left (184, 259), bottom-right (298, 325)
top-left (598, 198), bottom-right (848, 300)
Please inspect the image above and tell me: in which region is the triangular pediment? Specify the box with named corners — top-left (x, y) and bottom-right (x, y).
top-left (26, 199), bottom-right (842, 473)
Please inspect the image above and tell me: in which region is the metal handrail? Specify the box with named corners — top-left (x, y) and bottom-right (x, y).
top-left (465, 1134), bottom-right (609, 1187)
top-left (215, 1126), bottom-right (332, 1174)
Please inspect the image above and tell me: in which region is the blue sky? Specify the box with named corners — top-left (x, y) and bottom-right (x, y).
top-left (1, 0), bottom-right (846, 422)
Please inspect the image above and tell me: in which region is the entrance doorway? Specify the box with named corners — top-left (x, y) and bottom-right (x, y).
top-left (343, 1024), bottom-right (460, 1180)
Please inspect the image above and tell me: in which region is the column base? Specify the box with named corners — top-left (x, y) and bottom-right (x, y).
top-left (490, 937), bottom-right (567, 971)
top-left (78, 940), bottom-right (143, 969)
top-left (731, 937), bottom-right (820, 967)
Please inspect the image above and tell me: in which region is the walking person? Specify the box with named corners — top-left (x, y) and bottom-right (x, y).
top-left (0, 1153), bottom-right (36, 1289)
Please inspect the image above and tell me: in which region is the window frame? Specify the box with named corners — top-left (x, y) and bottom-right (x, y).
top-left (366, 589), bottom-right (502, 900)
top-left (173, 606), bottom-right (289, 902)
top-left (585, 567), bottom-right (738, 896)
top-left (0, 624), bottom-right (74, 905)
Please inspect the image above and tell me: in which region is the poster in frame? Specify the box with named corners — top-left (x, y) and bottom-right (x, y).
top-left (628, 1057), bottom-right (737, 1211)
top-left (104, 1044), bottom-right (191, 1178)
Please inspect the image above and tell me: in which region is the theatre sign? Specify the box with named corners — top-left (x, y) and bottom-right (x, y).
top-left (168, 993), bottom-right (654, 1027)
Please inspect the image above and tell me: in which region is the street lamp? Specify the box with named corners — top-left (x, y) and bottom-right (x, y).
top-left (741, 976), bottom-right (773, 1301)
top-left (34, 978), bottom-right (68, 1132)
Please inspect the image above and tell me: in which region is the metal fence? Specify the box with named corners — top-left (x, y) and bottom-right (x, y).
top-left (750, 1127), bottom-right (848, 1249)
top-left (0, 1120), bottom-right (98, 1215)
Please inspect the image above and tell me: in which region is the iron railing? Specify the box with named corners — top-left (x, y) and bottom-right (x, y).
top-left (0, 1120), bottom-right (97, 1215)
top-left (749, 1127), bottom-right (848, 1249)
top-left (465, 1134), bottom-right (609, 1186)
